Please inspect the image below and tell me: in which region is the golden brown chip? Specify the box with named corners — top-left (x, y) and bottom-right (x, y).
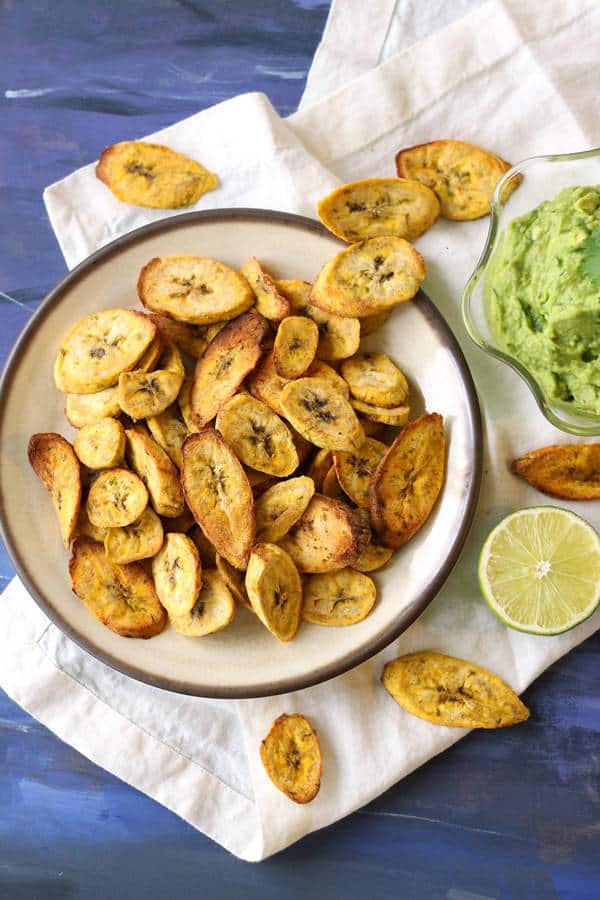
top-left (396, 140), bottom-right (512, 220)
top-left (181, 429), bottom-right (254, 570)
top-left (255, 475), bottom-right (315, 543)
top-left (75, 502), bottom-right (108, 544)
top-left (245, 543), bottom-right (302, 641)
top-left (273, 316), bottom-right (319, 379)
top-left (240, 257), bottom-right (290, 321)
top-left (310, 237), bottom-right (425, 319)
top-left (190, 525), bottom-right (217, 568)
top-left (152, 532), bottom-right (201, 617)
top-left (146, 404), bottom-right (188, 469)
top-left (86, 467), bottom-right (148, 528)
top-left (511, 444), bottom-right (600, 500)
top-left (216, 554), bottom-right (252, 609)
top-left (65, 386), bottom-right (121, 428)
top-left (280, 377), bottom-right (365, 451)
top-left (161, 508), bottom-right (196, 533)
top-left (359, 310), bottom-right (390, 337)
top-left (321, 465), bottom-right (345, 501)
top-left (104, 506), bottom-right (164, 564)
top-left (341, 353), bottom-right (409, 408)
top-left (353, 542), bottom-right (394, 572)
top-left (190, 310), bottom-right (269, 427)
top-left (73, 417), bottom-right (125, 470)
top-left (280, 493), bottom-right (370, 573)
top-left (28, 433), bottom-right (82, 548)
top-left (126, 427), bottom-right (185, 517)
top-left (69, 537), bottom-right (166, 638)
top-left (119, 338), bottom-right (185, 420)
top-left (318, 177), bottom-right (440, 242)
top-left (54, 309), bottom-right (156, 394)
top-left (381, 652), bottom-right (530, 728)
top-left (333, 438), bottom-right (387, 508)
top-left (177, 374), bottom-right (201, 433)
top-left (275, 279), bottom-right (361, 362)
top-left (260, 713), bottom-right (322, 804)
top-left (307, 449), bottom-right (333, 492)
top-left (303, 568), bottom-right (376, 625)
top-left (150, 314), bottom-right (223, 358)
top-left (138, 256), bottom-right (254, 325)
top-left (350, 398), bottom-right (410, 426)
top-left (169, 569), bottom-right (235, 636)
top-left (135, 333), bottom-right (164, 374)
top-left (248, 353), bottom-right (349, 417)
top-left (370, 413), bottom-right (445, 548)
top-left (216, 392), bottom-right (298, 476)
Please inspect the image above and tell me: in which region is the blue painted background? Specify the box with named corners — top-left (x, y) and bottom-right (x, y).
top-left (0, 2), bottom-right (598, 898)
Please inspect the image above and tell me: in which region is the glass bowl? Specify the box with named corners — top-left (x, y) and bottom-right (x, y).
top-left (462, 147), bottom-right (600, 436)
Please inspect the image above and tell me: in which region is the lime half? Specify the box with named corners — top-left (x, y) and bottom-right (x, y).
top-left (479, 507), bottom-right (600, 635)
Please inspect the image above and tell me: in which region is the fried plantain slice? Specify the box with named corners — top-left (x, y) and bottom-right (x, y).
top-left (334, 438), bottom-right (388, 508)
top-left (86, 467), bottom-right (148, 528)
top-left (260, 713), bottom-right (322, 804)
top-left (190, 525), bottom-right (217, 567)
top-left (135, 333), bottom-right (164, 374)
top-left (216, 554), bottom-right (252, 609)
top-left (54, 309), bottom-right (156, 394)
top-left (280, 493), bottom-right (371, 573)
top-left (370, 413), bottom-right (445, 548)
top-left (169, 568), bottom-right (234, 636)
top-left (126, 427), bottom-right (185, 517)
top-left (161, 508), bottom-right (196, 533)
top-left (74, 417), bottom-right (125, 470)
top-left (152, 532), bottom-right (201, 617)
top-left (216, 392), bottom-right (298, 476)
top-left (146, 404), bottom-right (188, 469)
top-left (353, 541), bottom-right (394, 572)
top-left (276, 279), bottom-right (361, 362)
top-left (381, 651), bottom-right (530, 728)
top-left (255, 475), bottom-right (315, 543)
top-left (280, 377), bottom-right (364, 451)
top-left (138, 256), bottom-right (254, 325)
top-left (65, 385), bottom-right (121, 428)
top-left (307, 449), bottom-right (333, 492)
top-left (511, 444), bottom-right (600, 500)
top-left (273, 316), bottom-right (319, 379)
top-left (248, 353), bottom-right (348, 417)
top-left (245, 543), bottom-right (302, 641)
top-left (76, 502), bottom-right (108, 543)
top-left (96, 141), bottom-right (218, 209)
top-left (119, 338), bottom-right (185, 420)
top-left (341, 353), bottom-right (409, 408)
top-left (69, 537), bottom-right (166, 637)
top-left (104, 506), bottom-right (164, 564)
top-left (150, 314), bottom-right (223, 359)
top-left (310, 237), bottom-right (425, 319)
top-left (190, 310), bottom-right (270, 427)
top-left (177, 374), bottom-right (201, 433)
top-left (350, 398), bottom-right (410, 426)
top-left (396, 140), bottom-right (512, 221)
top-left (359, 310), bottom-right (390, 337)
top-left (303, 568), bottom-right (376, 625)
top-left (181, 430), bottom-right (254, 569)
top-left (318, 177), bottom-right (440, 243)
top-left (28, 433), bottom-right (82, 548)
top-left (240, 257), bottom-right (290, 321)
top-left (322, 465), bottom-right (345, 501)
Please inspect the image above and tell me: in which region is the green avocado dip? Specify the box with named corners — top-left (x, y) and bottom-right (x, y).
top-left (485, 185), bottom-right (600, 415)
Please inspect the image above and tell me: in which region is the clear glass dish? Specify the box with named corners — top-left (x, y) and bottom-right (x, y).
top-left (462, 147), bottom-right (600, 436)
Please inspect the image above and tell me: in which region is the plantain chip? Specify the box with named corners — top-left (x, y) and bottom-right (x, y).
top-left (96, 141), bottom-right (218, 209)
top-left (69, 537), bottom-right (166, 638)
top-left (177, 374), bottom-right (201, 433)
top-left (181, 430), bottom-right (254, 570)
top-left (126, 427), bottom-right (185, 517)
top-left (307, 448), bottom-right (333, 492)
top-left (152, 532), bottom-right (201, 617)
top-left (359, 310), bottom-right (390, 337)
top-left (190, 309), bottom-right (270, 427)
top-left (273, 316), bottom-right (319, 379)
top-left (275, 279), bottom-right (361, 362)
top-left (395, 140), bottom-right (513, 220)
top-left (74, 417), bottom-right (125, 470)
top-left (54, 309), bottom-right (156, 394)
top-left (302, 568), bottom-right (376, 626)
top-left (76, 502), bottom-right (108, 544)
top-left (318, 177), bottom-right (440, 243)
top-left (146, 404), bottom-right (188, 469)
top-left (280, 376), bottom-right (364, 451)
top-left (240, 257), bottom-right (290, 321)
top-left (341, 353), bottom-right (409, 408)
top-left (119, 337), bottom-right (184, 420)
top-left (65, 385), bottom-right (121, 428)
top-left (105, 506), bottom-right (164, 564)
top-left (169, 569), bottom-right (235, 637)
top-left (334, 437), bottom-right (388, 508)
top-left (138, 256), bottom-right (254, 325)
top-left (248, 352), bottom-right (349, 417)
top-left (280, 493), bottom-right (371, 573)
top-left (135, 333), bottom-right (163, 374)
top-left (216, 554), bottom-right (252, 609)
top-left (150, 313), bottom-right (223, 358)
top-left (353, 541), bottom-right (394, 572)
top-left (511, 443), bottom-right (600, 500)
top-left (350, 397), bottom-right (410, 426)
top-left (216, 392), bottom-right (298, 476)
top-left (381, 651), bottom-right (530, 728)
top-left (260, 713), bottom-right (322, 804)
top-left (28, 433), bottom-right (82, 548)
top-left (370, 412), bottom-right (445, 548)
top-left (86, 467), bottom-right (148, 528)
top-left (321, 465), bottom-right (345, 501)
top-left (255, 475), bottom-right (315, 543)
top-left (245, 543), bottom-right (303, 642)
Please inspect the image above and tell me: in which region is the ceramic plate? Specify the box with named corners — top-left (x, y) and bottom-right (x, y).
top-left (0, 210), bottom-right (482, 698)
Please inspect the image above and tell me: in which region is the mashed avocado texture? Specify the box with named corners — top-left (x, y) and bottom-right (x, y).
top-left (485, 185), bottom-right (600, 415)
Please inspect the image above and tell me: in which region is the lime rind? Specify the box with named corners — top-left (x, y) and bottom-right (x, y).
top-left (478, 506), bottom-right (600, 635)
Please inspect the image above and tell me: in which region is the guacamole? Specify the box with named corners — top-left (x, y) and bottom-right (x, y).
top-left (485, 185), bottom-right (600, 415)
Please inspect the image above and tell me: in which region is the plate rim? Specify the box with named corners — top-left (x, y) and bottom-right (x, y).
top-left (0, 207), bottom-right (483, 698)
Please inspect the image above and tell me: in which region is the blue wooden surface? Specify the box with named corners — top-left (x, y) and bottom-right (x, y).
top-left (0, 2), bottom-right (598, 898)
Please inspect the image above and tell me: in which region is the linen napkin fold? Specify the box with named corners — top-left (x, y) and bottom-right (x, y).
top-left (1, 0), bottom-right (599, 862)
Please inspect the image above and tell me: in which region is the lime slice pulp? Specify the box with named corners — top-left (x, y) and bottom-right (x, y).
top-left (478, 506), bottom-right (600, 635)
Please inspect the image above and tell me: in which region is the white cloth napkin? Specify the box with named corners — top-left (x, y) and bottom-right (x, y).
top-left (2, 0), bottom-right (599, 862)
